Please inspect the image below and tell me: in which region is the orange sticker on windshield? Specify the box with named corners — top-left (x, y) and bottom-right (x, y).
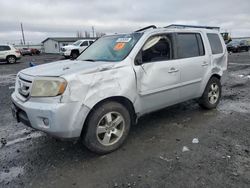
top-left (114, 42), bottom-right (126, 51)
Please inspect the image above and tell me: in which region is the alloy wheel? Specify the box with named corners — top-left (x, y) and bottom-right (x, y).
top-left (96, 112), bottom-right (125, 146)
top-left (208, 83), bottom-right (220, 104)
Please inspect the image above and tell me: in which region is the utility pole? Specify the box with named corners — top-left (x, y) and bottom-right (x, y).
top-left (92, 26), bottom-right (95, 38)
top-left (20, 23), bottom-right (25, 45)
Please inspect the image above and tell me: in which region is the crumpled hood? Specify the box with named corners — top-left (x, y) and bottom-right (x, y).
top-left (20, 60), bottom-right (115, 77)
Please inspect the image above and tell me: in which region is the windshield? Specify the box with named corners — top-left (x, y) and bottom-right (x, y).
top-left (77, 33), bottom-right (143, 62)
top-left (73, 40), bottom-right (83, 46)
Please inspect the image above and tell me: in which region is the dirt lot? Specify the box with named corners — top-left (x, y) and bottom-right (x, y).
top-left (0, 52), bottom-right (250, 188)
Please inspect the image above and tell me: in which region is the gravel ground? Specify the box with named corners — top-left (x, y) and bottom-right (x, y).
top-left (0, 52), bottom-right (249, 188)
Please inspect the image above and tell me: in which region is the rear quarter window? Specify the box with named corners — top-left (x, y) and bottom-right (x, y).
top-left (207, 33), bottom-right (223, 54)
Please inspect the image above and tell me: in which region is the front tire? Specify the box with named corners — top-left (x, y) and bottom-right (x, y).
top-left (199, 77), bottom-right (221, 109)
top-left (6, 56), bottom-right (16, 64)
top-left (83, 101), bottom-right (131, 154)
top-left (70, 51), bottom-right (79, 59)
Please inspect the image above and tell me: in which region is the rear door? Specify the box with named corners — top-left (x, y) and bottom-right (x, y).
top-left (134, 33), bottom-right (181, 113)
top-left (176, 32), bottom-right (209, 100)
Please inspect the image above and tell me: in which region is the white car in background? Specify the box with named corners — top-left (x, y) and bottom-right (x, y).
top-left (0, 44), bottom-right (21, 64)
top-left (61, 39), bottom-right (95, 59)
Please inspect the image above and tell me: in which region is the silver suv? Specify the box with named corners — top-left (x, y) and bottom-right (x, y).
top-left (11, 25), bottom-right (228, 154)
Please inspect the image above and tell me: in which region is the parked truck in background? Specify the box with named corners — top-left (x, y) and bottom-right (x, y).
top-left (61, 39), bottom-right (95, 59)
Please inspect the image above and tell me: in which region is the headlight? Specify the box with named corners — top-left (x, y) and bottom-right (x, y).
top-left (30, 77), bottom-right (67, 97)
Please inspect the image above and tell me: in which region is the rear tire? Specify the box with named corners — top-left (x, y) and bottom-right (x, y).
top-left (6, 55), bottom-right (16, 64)
top-left (83, 101), bottom-right (131, 154)
top-left (199, 77), bottom-right (221, 109)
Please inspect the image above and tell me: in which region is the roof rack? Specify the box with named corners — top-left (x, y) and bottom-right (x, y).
top-left (165, 24), bottom-right (220, 30)
top-left (135, 25), bottom-right (157, 32)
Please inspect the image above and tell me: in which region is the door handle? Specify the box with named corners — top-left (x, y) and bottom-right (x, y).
top-left (168, 67), bottom-right (179, 73)
top-left (202, 62), bottom-right (209, 66)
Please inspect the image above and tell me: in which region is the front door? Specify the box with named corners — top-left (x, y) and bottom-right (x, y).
top-left (133, 33), bottom-right (181, 114)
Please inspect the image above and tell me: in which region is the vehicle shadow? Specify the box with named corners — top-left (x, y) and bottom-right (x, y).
top-left (8, 100), bottom-right (218, 187)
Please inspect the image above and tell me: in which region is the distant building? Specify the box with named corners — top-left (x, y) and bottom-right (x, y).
top-left (14, 44), bottom-right (43, 50)
top-left (41, 37), bottom-right (95, 54)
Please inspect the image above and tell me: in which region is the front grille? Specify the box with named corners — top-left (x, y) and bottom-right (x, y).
top-left (17, 74), bottom-right (32, 100)
top-left (61, 48), bottom-right (66, 52)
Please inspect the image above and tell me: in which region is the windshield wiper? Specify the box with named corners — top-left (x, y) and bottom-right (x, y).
top-left (82, 59), bottom-right (96, 62)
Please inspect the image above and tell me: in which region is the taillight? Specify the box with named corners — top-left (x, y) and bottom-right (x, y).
top-left (15, 50), bottom-right (20, 54)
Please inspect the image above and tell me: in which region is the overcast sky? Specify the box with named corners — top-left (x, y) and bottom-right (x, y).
top-left (0, 0), bottom-right (250, 44)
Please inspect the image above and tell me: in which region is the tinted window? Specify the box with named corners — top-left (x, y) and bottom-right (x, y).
top-left (207, 33), bottom-right (223, 54)
top-left (89, 41), bottom-right (94, 45)
top-left (141, 34), bottom-right (173, 63)
top-left (0, 45), bottom-right (11, 51)
top-left (81, 41), bottom-right (88, 46)
top-left (177, 33), bottom-right (200, 58)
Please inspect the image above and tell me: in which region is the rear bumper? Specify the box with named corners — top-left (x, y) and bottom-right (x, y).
top-left (11, 93), bottom-right (90, 139)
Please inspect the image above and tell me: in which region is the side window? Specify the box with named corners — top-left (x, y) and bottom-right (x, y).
top-left (0, 46), bottom-right (10, 51)
top-left (141, 34), bottom-right (173, 63)
top-left (81, 41), bottom-right (89, 46)
top-left (177, 33), bottom-right (201, 58)
top-left (207, 33), bottom-right (223, 54)
top-left (89, 41), bottom-right (94, 45)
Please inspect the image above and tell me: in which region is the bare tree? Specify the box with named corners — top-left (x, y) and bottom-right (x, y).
top-left (96, 32), bottom-right (106, 38)
top-left (76, 31), bottom-right (83, 38)
top-left (84, 31), bottom-right (90, 38)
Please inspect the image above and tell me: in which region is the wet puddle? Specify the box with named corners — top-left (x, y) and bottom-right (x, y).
top-left (0, 166), bottom-right (24, 183)
top-left (0, 74), bottom-right (16, 86)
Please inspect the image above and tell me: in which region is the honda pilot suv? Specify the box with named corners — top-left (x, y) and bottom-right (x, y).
top-left (11, 25), bottom-right (228, 154)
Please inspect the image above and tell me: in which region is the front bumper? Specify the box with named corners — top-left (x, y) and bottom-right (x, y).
top-left (63, 51), bottom-right (71, 57)
top-left (11, 93), bottom-right (90, 139)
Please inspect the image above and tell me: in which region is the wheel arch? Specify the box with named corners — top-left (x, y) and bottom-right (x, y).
top-left (211, 73), bottom-right (221, 80)
top-left (200, 72), bottom-right (222, 97)
top-left (81, 96), bottom-right (136, 137)
top-left (6, 54), bottom-right (16, 59)
top-left (70, 49), bottom-right (79, 54)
